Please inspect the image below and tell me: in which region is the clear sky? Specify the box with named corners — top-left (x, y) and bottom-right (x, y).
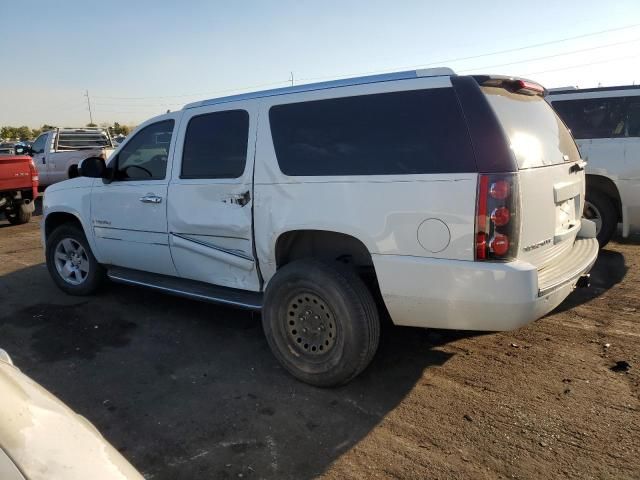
top-left (1, 0), bottom-right (639, 128)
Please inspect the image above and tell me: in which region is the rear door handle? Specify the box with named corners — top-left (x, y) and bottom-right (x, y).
top-left (139, 194), bottom-right (162, 204)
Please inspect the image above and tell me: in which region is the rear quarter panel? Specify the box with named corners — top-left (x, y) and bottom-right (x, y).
top-left (253, 77), bottom-right (478, 285)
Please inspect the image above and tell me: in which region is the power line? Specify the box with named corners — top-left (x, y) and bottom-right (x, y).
top-left (295, 23), bottom-right (640, 83)
top-left (519, 53), bottom-right (640, 76)
top-left (458, 37), bottom-right (640, 73)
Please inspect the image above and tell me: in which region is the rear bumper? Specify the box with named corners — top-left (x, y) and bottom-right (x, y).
top-left (372, 237), bottom-right (599, 331)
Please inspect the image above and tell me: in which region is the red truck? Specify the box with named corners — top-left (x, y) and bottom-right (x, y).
top-left (0, 155), bottom-right (39, 224)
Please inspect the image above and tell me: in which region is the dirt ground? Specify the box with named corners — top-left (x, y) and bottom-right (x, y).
top-left (0, 205), bottom-right (638, 480)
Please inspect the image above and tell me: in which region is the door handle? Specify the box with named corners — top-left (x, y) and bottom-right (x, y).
top-left (139, 194), bottom-right (162, 204)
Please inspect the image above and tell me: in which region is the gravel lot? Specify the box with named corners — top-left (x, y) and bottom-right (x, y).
top-left (0, 204), bottom-right (638, 479)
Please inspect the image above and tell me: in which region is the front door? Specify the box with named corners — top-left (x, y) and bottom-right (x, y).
top-left (167, 102), bottom-right (260, 291)
top-left (91, 117), bottom-right (179, 276)
top-left (30, 133), bottom-right (49, 185)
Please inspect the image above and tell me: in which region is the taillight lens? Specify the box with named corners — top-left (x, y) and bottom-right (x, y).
top-left (475, 173), bottom-right (519, 261)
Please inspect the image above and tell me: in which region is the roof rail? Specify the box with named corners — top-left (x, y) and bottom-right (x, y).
top-left (184, 67), bottom-right (455, 109)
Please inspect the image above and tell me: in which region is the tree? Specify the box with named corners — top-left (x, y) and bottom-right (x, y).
top-left (16, 126), bottom-right (32, 140)
top-left (86, 123), bottom-right (97, 127)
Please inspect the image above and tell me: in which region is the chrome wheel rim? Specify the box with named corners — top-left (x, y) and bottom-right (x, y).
top-left (286, 292), bottom-right (336, 356)
top-left (54, 238), bottom-right (89, 285)
top-left (583, 200), bottom-right (603, 235)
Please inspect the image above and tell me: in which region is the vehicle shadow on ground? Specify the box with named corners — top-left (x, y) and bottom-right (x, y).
top-left (553, 246), bottom-right (627, 313)
top-left (0, 263), bottom-right (473, 480)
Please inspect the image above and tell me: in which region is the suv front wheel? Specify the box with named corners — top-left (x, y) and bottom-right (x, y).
top-left (46, 224), bottom-right (105, 295)
top-left (262, 259), bottom-right (380, 387)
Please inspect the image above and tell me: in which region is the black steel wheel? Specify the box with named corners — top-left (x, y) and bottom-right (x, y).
top-left (262, 259), bottom-right (380, 387)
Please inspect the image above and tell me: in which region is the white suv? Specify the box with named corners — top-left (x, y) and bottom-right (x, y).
top-left (42, 69), bottom-right (599, 386)
top-left (547, 85), bottom-right (640, 247)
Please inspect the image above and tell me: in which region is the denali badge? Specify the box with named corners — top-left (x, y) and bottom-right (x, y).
top-left (523, 238), bottom-right (552, 252)
top-left (94, 220), bottom-right (111, 226)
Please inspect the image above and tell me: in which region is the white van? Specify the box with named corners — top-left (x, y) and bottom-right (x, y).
top-left (42, 69), bottom-right (598, 386)
top-left (547, 85), bottom-right (640, 247)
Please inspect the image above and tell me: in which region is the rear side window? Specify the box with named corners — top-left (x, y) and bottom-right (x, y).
top-left (181, 110), bottom-right (249, 179)
top-left (57, 131), bottom-right (111, 150)
top-left (552, 97), bottom-right (635, 139)
top-left (269, 88), bottom-right (475, 176)
top-left (482, 87), bottom-right (580, 169)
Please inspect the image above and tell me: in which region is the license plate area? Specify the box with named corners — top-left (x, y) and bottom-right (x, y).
top-left (555, 195), bottom-right (580, 237)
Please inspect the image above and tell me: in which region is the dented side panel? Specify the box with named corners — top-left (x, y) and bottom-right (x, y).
top-left (167, 100), bottom-right (261, 292)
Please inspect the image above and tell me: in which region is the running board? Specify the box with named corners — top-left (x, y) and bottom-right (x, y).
top-left (107, 267), bottom-right (263, 311)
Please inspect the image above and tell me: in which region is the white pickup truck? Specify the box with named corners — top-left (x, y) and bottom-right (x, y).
top-left (25, 128), bottom-right (115, 187)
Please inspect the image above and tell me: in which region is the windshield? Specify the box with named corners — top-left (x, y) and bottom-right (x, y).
top-left (482, 86), bottom-right (580, 169)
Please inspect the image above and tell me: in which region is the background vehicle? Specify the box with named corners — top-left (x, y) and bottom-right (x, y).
top-left (26, 128), bottom-right (115, 187)
top-left (0, 154), bottom-right (38, 224)
top-left (42, 69), bottom-right (597, 386)
top-left (547, 85), bottom-right (640, 247)
top-left (0, 349), bottom-right (143, 480)
top-left (0, 142), bottom-right (16, 155)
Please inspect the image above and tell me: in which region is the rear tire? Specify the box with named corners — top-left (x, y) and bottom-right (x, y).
top-left (262, 259), bottom-right (380, 387)
top-left (584, 189), bottom-right (617, 248)
top-left (46, 224), bottom-right (105, 295)
top-left (6, 203), bottom-right (32, 225)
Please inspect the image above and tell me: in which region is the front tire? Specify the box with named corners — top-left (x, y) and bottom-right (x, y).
top-left (262, 260), bottom-right (380, 387)
top-left (46, 224), bottom-right (105, 295)
top-left (584, 189), bottom-right (617, 248)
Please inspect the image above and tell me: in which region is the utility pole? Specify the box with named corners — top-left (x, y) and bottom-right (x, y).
top-left (290, 72), bottom-right (294, 86)
top-left (85, 89), bottom-right (94, 125)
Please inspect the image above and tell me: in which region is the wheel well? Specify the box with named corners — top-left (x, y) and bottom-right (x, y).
top-left (274, 229), bottom-right (383, 303)
top-left (586, 175), bottom-right (622, 221)
top-left (276, 230), bottom-right (373, 269)
top-left (68, 164), bottom-right (79, 179)
top-left (45, 212), bottom-right (82, 240)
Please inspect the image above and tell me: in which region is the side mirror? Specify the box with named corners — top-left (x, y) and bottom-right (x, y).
top-left (14, 145), bottom-right (31, 156)
top-left (78, 156), bottom-right (107, 178)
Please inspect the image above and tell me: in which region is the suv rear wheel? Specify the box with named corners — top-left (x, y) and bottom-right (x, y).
top-left (46, 224), bottom-right (105, 295)
top-left (584, 189), bottom-right (617, 248)
top-left (262, 259), bottom-right (380, 387)
top-left (6, 202), bottom-right (32, 225)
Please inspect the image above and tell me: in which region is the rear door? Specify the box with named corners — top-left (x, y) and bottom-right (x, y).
top-left (482, 85), bottom-right (584, 270)
top-left (167, 102), bottom-right (260, 291)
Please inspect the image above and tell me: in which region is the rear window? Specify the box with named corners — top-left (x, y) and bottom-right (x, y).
top-left (482, 87), bottom-right (580, 169)
top-left (269, 88), bottom-right (475, 176)
top-left (57, 131), bottom-right (111, 150)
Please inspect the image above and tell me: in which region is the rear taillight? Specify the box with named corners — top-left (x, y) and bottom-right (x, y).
top-left (475, 173), bottom-right (519, 261)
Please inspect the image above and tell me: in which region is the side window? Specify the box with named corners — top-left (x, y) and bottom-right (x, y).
top-left (552, 97), bottom-right (627, 139)
top-left (31, 133), bottom-right (47, 154)
top-left (181, 110), bottom-right (249, 179)
top-left (115, 120), bottom-right (174, 181)
top-left (626, 98), bottom-right (640, 137)
top-left (268, 88), bottom-right (476, 176)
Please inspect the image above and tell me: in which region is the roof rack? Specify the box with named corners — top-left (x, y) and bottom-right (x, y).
top-left (184, 67), bottom-right (455, 109)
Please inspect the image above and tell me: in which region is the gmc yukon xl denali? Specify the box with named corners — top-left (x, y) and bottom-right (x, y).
top-left (42, 69), bottom-right (599, 386)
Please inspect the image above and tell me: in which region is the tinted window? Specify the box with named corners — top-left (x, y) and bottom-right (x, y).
top-left (269, 88), bottom-right (475, 176)
top-left (181, 110), bottom-right (249, 179)
top-left (483, 87), bottom-right (580, 169)
top-left (31, 133), bottom-right (47, 154)
top-left (57, 131), bottom-right (111, 150)
top-left (624, 97), bottom-right (640, 137)
top-left (115, 120), bottom-right (174, 180)
top-left (552, 97), bottom-right (627, 139)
